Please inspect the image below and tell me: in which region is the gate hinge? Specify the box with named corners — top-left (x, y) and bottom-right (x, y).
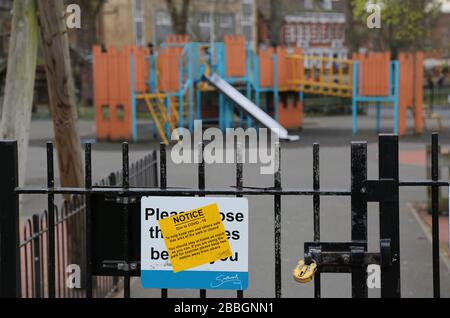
top-left (361, 179), bottom-right (398, 203)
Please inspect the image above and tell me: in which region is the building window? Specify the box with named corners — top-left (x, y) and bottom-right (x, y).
top-left (198, 12), bottom-right (212, 41)
top-left (133, 0), bottom-right (145, 45)
top-left (304, 24), bottom-right (311, 41)
top-left (325, 24), bottom-right (331, 42)
top-left (241, 14), bottom-right (252, 26)
top-left (310, 24), bottom-right (318, 42)
top-left (199, 12), bottom-right (212, 28)
top-left (304, 0), bottom-right (313, 10)
top-left (321, 0), bottom-right (332, 10)
top-left (285, 24), bottom-right (296, 44)
top-left (318, 23), bottom-right (326, 43)
top-left (241, 0), bottom-right (253, 25)
top-left (219, 13), bottom-right (234, 28)
top-left (217, 13), bottom-right (235, 40)
top-left (0, 0), bottom-right (12, 10)
top-left (333, 25), bottom-right (344, 42)
top-left (156, 10), bottom-right (171, 26)
top-left (296, 25), bottom-right (303, 42)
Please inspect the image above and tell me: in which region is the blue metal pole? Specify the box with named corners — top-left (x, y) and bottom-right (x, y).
top-left (178, 51), bottom-right (184, 129)
top-left (150, 54), bottom-right (158, 93)
top-left (165, 97), bottom-right (171, 139)
top-left (224, 98), bottom-right (229, 129)
top-left (243, 82), bottom-right (250, 126)
top-left (188, 46), bottom-right (194, 131)
top-left (179, 93), bottom-right (184, 129)
top-left (188, 82), bottom-right (194, 131)
top-left (219, 93), bottom-right (225, 132)
top-left (273, 53), bottom-right (279, 122)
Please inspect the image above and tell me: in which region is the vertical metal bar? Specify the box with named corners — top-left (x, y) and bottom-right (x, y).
top-left (376, 102), bottom-right (381, 132)
top-left (0, 141), bottom-right (20, 298)
top-left (153, 151), bottom-right (158, 187)
top-left (431, 133), bottom-right (440, 298)
top-left (55, 208), bottom-right (61, 297)
top-left (236, 143), bottom-right (244, 299)
top-left (351, 142), bottom-right (368, 298)
top-left (274, 142), bottom-right (282, 298)
top-left (24, 224), bottom-right (30, 298)
top-left (379, 134), bottom-right (400, 298)
top-left (199, 142), bottom-right (207, 299)
top-left (352, 63), bottom-right (358, 134)
top-left (160, 143), bottom-right (168, 299)
top-left (393, 61), bottom-right (400, 135)
top-left (32, 215), bottom-right (42, 298)
top-left (312, 143), bottom-right (321, 298)
top-left (60, 205), bottom-right (67, 298)
top-left (84, 143), bottom-right (93, 298)
top-left (122, 143), bottom-right (131, 299)
top-left (273, 54), bottom-right (279, 122)
top-left (47, 142), bottom-right (56, 298)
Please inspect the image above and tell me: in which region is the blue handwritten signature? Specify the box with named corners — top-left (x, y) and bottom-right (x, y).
top-left (210, 274), bottom-right (242, 289)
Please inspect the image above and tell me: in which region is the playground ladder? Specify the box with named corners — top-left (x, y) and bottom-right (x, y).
top-left (142, 94), bottom-right (180, 144)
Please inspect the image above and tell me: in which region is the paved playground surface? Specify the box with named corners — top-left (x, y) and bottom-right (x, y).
top-left (22, 106), bottom-right (450, 298)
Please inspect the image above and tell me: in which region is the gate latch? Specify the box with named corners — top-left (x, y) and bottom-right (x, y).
top-left (300, 239), bottom-right (392, 274)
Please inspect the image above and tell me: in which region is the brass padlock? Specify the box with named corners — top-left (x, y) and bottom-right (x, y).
top-left (293, 260), bottom-right (317, 284)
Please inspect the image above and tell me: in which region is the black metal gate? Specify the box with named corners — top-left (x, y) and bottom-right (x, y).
top-left (0, 133), bottom-right (446, 298)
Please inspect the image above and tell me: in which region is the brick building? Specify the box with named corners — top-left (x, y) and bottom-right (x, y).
top-left (97, 0), bottom-right (257, 48)
top-left (258, 0), bottom-right (348, 59)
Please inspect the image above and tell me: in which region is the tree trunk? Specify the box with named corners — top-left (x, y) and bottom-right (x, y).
top-left (269, 0), bottom-right (282, 47)
top-left (166, 0), bottom-right (191, 35)
top-left (0, 0), bottom-right (38, 188)
top-left (37, 0), bottom-right (84, 277)
top-left (345, 0), bottom-right (359, 54)
top-left (37, 0), bottom-right (83, 189)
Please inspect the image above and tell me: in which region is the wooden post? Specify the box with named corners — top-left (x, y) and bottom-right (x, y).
top-left (37, 0), bottom-right (83, 189)
top-left (37, 0), bottom-right (84, 274)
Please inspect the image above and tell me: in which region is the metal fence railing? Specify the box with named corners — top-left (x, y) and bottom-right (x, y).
top-left (16, 148), bottom-right (158, 298)
top-left (0, 134), bottom-right (447, 298)
top-left (425, 87), bottom-right (450, 109)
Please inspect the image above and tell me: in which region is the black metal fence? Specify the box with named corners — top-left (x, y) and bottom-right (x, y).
top-left (0, 144), bottom-right (158, 298)
top-left (425, 87), bottom-right (450, 110)
top-left (0, 134), bottom-right (447, 298)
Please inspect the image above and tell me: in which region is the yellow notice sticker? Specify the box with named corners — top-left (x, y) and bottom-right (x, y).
top-left (159, 203), bottom-right (232, 273)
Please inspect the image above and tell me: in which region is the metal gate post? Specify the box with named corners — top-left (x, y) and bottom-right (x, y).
top-left (351, 142), bottom-right (368, 298)
top-left (379, 134), bottom-right (401, 298)
top-left (0, 141), bottom-right (20, 298)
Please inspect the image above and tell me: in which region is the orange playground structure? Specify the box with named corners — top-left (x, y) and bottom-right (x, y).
top-left (93, 35), bottom-right (424, 143)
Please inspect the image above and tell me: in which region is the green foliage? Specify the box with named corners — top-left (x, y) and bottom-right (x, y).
top-left (351, 0), bottom-right (441, 54)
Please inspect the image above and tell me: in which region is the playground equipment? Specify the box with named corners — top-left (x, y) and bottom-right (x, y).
top-left (352, 52), bottom-right (424, 135)
top-left (93, 35), bottom-right (424, 143)
top-left (204, 73), bottom-right (299, 141)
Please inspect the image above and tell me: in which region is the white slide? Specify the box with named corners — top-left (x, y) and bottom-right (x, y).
top-left (204, 73), bottom-right (300, 141)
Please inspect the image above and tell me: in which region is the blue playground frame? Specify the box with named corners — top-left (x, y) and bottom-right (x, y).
top-left (129, 39), bottom-right (402, 142)
top-left (352, 61), bottom-right (400, 134)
